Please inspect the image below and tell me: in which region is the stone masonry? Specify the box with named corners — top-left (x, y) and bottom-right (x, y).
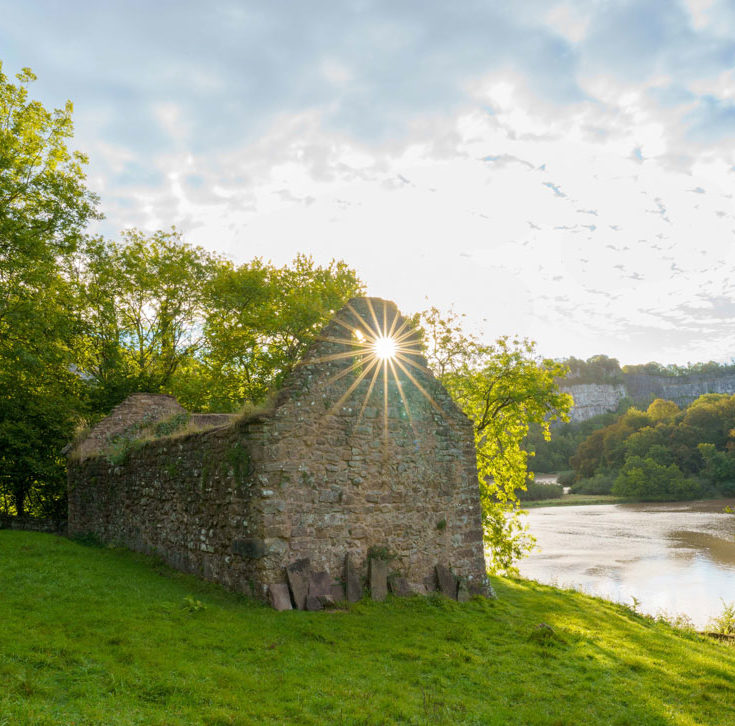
top-left (67, 297), bottom-right (488, 600)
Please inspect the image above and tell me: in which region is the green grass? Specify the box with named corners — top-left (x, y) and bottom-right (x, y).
top-left (524, 493), bottom-right (625, 508)
top-left (2, 531), bottom-right (735, 725)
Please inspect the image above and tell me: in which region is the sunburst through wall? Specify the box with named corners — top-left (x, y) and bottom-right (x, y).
top-left (299, 297), bottom-right (444, 442)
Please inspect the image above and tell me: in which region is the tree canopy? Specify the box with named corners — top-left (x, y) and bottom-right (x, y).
top-left (568, 394), bottom-right (735, 500)
top-left (0, 65), bottom-right (100, 518)
top-left (419, 308), bottom-right (572, 573)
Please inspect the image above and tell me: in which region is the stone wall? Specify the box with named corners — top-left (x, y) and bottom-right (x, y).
top-left (74, 394), bottom-right (186, 459)
top-left (68, 298), bottom-right (487, 599)
top-left (68, 423), bottom-right (267, 593)
top-left (0, 515), bottom-right (66, 534)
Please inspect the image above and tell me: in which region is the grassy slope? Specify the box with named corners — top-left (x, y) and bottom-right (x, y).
top-left (2, 532), bottom-right (734, 726)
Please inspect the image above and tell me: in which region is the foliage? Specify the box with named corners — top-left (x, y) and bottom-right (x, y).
top-left (193, 254), bottom-right (363, 411)
top-left (76, 229), bottom-right (218, 413)
top-left (707, 600), bottom-right (735, 635)
top-left (0, 64), bottom-right (99, 517)
top-left (526, 401), bottom-right (632, 473)
top-left (571, 471), bottom-right (616, 495)
top-left (623, 360), bottom-right (735, 378)
top-left (4, 531), bottom-right (735, 726)
top-left (556, 470), bottom-right (575, 486)
top-left (75, 234), bottom-right (362, 416)
top-left (517, 481), bottom-right (563, 501)
top-left (567, 392), bottom-right (735, 500)
top-left (419, 308), bottom-right (572, 574)
top-left (612, 456), bottom-right (701, 501)
top-left (562, 354), bottom-right (623, 384)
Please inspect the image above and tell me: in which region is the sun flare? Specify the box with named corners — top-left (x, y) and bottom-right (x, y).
top-left (373, 335), bottom-right (397, 360)
top-left (302, 299), bottom-right (444, 438)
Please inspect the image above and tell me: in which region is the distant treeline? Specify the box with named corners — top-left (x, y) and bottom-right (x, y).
top-left (533, 394), bottom-right (735, 501)
top-left (560, 354), bottom-right (735, 385)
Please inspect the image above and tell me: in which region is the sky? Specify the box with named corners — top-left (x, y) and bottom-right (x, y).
top-left (2, 0), bottom-right (735, 365)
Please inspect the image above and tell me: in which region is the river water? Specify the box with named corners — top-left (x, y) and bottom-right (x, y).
top-left (518, 499), bottom-right (735, 628)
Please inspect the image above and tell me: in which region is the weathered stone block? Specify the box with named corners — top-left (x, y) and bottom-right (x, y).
top-left (286, 558), bottom-right (311, 610)
top-left (389, 576), bottom-right (412, 597)
top-left (306, 570), bottom-right (333, 610)
top-left (369, 558), bottom-right (388, 601)
top-left (330, 582), bottom-right (345, 603)
top-left (436, 564), bottom-right (458, 599)
top-left (269, 583), bottom-right (293, 611)
top-left (231, 538), bottom-right (266, 559)
top-left (344, 554), bottom-right (362, 602)
top-left (457, 580), bottom-right (470, 603)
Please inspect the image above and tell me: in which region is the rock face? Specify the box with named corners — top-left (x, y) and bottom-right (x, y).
top-left (67, 297), bottom-right (489, 600)
top-left (560, 383), bottom-right (627, 423)
top-left (562, 373), bottom-right (735, 423)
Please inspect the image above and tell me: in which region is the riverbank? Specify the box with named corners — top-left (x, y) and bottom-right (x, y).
top-left (3, 530), bottom-right (735, 724)
top-left (519, 498), bottom-right (735, 630)
top-left (524, 493), bottom-right (625, 507)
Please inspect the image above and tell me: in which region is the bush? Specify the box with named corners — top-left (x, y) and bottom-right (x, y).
top-left (557, 470), bottom-right (575, 487)
top-left (571, 472), bottom-right (615, 495)
top-left (612, 456), bottom-right (702, 501)
top-left (518, 481), bottom-right (564, 501)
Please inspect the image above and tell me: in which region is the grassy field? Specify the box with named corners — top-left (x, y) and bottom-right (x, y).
top-left (524, 494), bottom-right (624, 508)
top-left (2, 531), bottom-right (735, 725)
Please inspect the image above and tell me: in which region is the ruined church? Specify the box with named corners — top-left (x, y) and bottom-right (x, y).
top-left (68, 297), bottom-right (488, 606)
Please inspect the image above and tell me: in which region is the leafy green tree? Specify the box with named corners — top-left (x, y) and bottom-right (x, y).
top-left (570, 429), bottom-right (605, 479)
top-left (196, 254), bottom-right (363, 411)
top-left (613, 456), bottom-right (700, 501)
top-left (76, 229), bottom-right (217, 413)
top-left (0, 64), bottom-right (99, 517)
top-left (698, 443), bottom-right (735, 493)
top-left (419, 308), bottom-right (572, 573)
top-left (647, 398), bottom-right (680, 424)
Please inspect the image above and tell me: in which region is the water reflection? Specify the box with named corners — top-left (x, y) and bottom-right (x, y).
top-left (518, 499), bottom-right (735, 628)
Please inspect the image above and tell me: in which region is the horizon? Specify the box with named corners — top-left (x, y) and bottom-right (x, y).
top-left (2, 1), bottom-right (735, 365)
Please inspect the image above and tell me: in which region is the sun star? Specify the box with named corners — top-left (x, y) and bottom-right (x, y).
top-left (373, 335), bottom-right (397, 361)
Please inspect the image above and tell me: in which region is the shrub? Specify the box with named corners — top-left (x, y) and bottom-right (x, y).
top-left (612, 456), bottom-right (702, 501)
top-left (571, 472), bottom-right (615, 495)
top-left (556, 470), bottom-right (575, 487)
top-left (518, 481), bottom-right (563, 501)
top-left (707, 600), bottom-right (735, 635)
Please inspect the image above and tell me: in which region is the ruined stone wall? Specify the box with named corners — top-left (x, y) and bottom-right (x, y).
top-left (68, 298), bottom-right (487, 599)
top-left (74, 394), bottom-right (186, 459)
top-left (253, 308), bottom-right (486, 593)
top-left (68, 423), bottom-right (269, 595)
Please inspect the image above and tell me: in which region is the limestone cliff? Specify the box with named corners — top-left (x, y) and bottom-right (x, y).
top-left (562, 372), bottom-right (735, 422)
top-left (559, 383), bottom-right (627, 423)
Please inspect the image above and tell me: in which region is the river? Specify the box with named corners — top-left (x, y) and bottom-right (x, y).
top-left (518, 498), bottom-right (735, 629)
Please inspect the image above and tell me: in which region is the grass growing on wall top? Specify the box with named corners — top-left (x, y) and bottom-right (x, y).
top-left (2, 531), bottom-right (735, 725)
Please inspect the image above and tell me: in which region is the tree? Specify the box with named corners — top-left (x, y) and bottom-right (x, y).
top-left (419, 308), bottom-right (572, 573)
top-left (0, 65), bottom-right (99, 514)
top-left (76, 229), bottom-right (218, 413)
top-left (612, 456), bottom-right (700, 501)
top-left (647, 398), bottom-right (680, 424)
top-left (0, 64), bottom-right (99, 517)
top-left (196, 254), bottom-right (363, 411)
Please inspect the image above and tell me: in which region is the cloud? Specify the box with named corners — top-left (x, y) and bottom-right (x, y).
top-left (3, 0), bottom-right (735, 364)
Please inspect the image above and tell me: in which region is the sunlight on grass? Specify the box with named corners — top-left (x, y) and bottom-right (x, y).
top-left (2, 531), bottom-right (735, 725)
